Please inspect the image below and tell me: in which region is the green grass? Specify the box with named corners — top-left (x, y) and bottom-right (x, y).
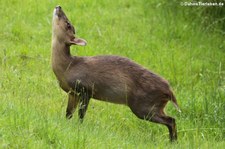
top-left (0, 0), bottom-right (224, 148)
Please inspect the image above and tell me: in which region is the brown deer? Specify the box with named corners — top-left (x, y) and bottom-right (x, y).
top-left (51, 6), bottom-right (180, 141)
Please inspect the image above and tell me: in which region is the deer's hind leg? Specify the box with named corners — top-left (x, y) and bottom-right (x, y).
top-left (129, 98), bottom-right (177, 142)
top-left (150, 113), bottom-right (177, 141)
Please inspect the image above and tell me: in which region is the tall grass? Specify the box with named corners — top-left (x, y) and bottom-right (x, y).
top-left (0, 0), bottom-right (224, 148)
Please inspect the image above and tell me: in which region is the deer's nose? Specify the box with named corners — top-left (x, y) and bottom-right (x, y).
top-left (56, 5), bottom-right (61, 10)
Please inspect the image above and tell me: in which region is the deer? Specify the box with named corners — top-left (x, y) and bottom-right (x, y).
top-left (51, 5), bottom-right (180, 142)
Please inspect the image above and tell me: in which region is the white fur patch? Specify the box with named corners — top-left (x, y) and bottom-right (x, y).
top-left (52, 9), bottom-right (59, 25)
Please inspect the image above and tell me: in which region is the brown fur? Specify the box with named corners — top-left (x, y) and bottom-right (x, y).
top-left (51, 6), bottom-right (179, 141)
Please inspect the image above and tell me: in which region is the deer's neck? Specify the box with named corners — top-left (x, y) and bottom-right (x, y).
top-left (51, 38), bottom-right (73, 74)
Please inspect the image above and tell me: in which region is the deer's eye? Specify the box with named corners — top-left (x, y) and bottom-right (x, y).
top-left (66, 22), bottom-right (71, 29)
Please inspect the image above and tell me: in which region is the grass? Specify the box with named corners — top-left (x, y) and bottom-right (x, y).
top-left (0, 0), bottom-right (224, 148)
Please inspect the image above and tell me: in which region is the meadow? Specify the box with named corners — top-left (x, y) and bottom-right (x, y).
top-left (0, 0), bottom-right (224, 148)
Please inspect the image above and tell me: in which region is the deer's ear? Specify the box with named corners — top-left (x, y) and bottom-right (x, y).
top-left (70, 38), bottom-right (87, 46)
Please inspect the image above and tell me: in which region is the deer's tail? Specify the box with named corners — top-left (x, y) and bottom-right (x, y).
top-left (169, 91), bottom-right (181, 113)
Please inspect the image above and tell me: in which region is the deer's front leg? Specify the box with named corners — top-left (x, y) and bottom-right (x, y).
top-left (66, 93), bottom-right (79, 119)
top-left (78, 91), bottom-right (90, 122)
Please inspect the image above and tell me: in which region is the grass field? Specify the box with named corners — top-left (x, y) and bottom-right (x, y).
top-left (0, 0), bottom-right (224, 148)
